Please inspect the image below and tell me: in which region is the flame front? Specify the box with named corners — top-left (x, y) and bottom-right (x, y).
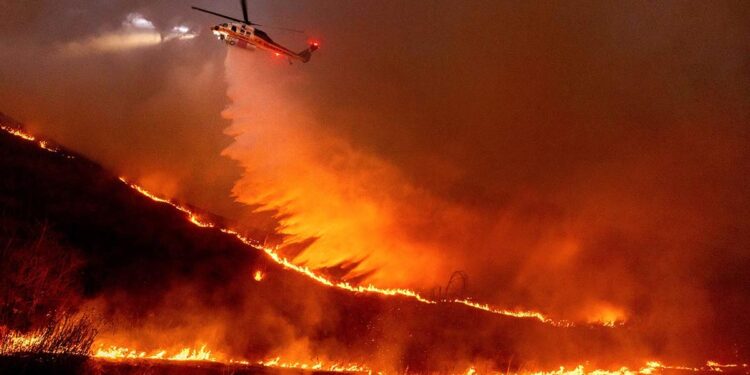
top-left (0, 118), bottom-right (616, 334)
top-left (458, 361), bottom-right (750, 375)
top-left (0, 331), bottom-right (43, 354)
top-left (258, 356), bottom-right (373, 373)
top-left (91, 342), bottom-right (373, 373)
top-left (118, 175), bottom-right (583, 327)
top-left (94, 345), bottom-right (215, 362)
top-left (4, 123), bottom-right (748, 374)
top-left (1, 124), bottom-right (59, 153)
top-left (5, 330), bottom-right (747, 375)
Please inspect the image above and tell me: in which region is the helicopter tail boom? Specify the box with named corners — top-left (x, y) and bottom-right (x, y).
top-left (297, 42), bottom-right (319, 63)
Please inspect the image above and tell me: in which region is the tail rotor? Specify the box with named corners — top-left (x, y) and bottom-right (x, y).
top-left (298, 42), bottom-right (319, 63)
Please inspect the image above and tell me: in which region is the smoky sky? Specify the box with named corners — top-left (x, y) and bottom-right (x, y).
top-left (2, 0), bottom-right (750, 355)
top-left (0, 0), bottom-right (245, 219)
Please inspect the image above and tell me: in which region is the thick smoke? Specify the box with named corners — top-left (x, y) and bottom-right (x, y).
top-left (2, 0), bottom-right (750, 363)
top-left (222, 0), bottom-right (750, 355)
top-left (0, 0), bottom-right (253, 221)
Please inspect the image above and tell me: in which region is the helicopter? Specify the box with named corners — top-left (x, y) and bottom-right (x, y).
top-left (192, 0), bottom-right (319, 63)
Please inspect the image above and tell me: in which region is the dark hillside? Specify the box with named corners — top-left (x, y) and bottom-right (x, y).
top-left (0, 116), bottom-right (675, 373)
top-left (0, 116), bottom-right (261, 308)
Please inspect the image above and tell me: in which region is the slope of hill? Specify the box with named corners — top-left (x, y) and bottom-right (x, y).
top-left (1, 114), bottom-right (718, 374)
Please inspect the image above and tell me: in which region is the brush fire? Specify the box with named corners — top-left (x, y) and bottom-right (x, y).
top-left (2, 116), bottom-right (749, 374)
top-left (2, 2), bottom-right (750, 374)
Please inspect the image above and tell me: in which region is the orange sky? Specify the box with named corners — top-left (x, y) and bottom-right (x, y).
top-left (1, 0), bottom-right (749, 358)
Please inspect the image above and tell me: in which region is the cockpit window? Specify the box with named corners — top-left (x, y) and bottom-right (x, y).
top-left (254, 29), bottom-right (273, 43)
top-left (231, 26), bottom-right (237, 32)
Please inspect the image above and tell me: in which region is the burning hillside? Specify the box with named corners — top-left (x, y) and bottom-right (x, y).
top-left (1, 115), bottom-right (749, 374)
top-left (1, 1), bottom-right (749, 373)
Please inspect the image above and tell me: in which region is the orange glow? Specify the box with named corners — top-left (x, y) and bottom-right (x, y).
top-left (7, 123), bottom-right (744, 375)
top-left (116, 177), bottom-right (623, 327)
top-left (253, 270), bottom-right (265, 281)
top-left (0, 124), bottom-right (59, 153)
top-left (117, 172), bottom-right (583, 327)
top-left (583, 302), bottom-right (627, 327)
top-left (3, 66), bottom-right (748, 374)
top-left (258, 356), bottom-right (372, 373)
top-left (92, 342), bottom-right (372, 373)
top-left (0, 122), bottom-right (626, 365)
top-left (706, 361), bottom-right (749, 371)
top-left (83, 341), bottom-right (750, 375)
top-left (119, 178), bottom-right (214, 228)
top-left (3, 323), bottom-right (749, 375)
top-left (451, 299), bottom-right (573, 327)
top-left (461, 361), bottom-right (750, 375)
top-left (94, 345), bottom-right (216, 362)
top-left (220, 58), bottom-right (616, 330)
top-left (0, 124), bottom-right (610, 358)
top-left (0, 331), bottom-right (43, 354)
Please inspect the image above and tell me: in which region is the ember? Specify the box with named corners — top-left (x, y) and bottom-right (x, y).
top-left (253, 270), bottom-right (265, 281)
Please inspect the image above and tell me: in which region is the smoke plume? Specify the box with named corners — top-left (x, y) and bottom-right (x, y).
top-left (222, 0), bottom-right (750, 356)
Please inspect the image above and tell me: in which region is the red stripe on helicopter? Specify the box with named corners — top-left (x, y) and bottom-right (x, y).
top-left (234, 33), bottom-right (293, 56)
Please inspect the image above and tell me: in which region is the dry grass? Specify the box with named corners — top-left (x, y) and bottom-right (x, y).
top-left (0, 314), bottom-right (97, 356)
top-left (0, 222), bottom-right (95, 358)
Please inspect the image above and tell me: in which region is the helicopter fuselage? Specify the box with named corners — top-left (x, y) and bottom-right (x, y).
top-left (212, 22), bottom-right (315, 62)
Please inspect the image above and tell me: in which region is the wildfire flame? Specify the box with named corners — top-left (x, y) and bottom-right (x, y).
top-left (94, 345), bottom-right (214, 362)
top-left (4, 123), bottom-right (749, 375)
top-left (0, 119), bottom-right (600, 328)
top-left (0, 331), bottom-right (43, 354)
top-left (1, 124), bottom-right (59, 153)
top-left (253, 270), bottom-right (265, 281)
top-left (116, 173), bottom-right (581, 326)
top-left (223, 224), bottom-right (579, 326)
top-left (456, 361), bottom-right (750, 375)
top-left (522, 361), bottom-right (750, 375)
top-left (258, 356), bottom-right (373, 373)
top-left (122, 180), bottom-right (215, 228)
top-left (4, 331), bottom-right (747, 375)
top-left (92, 343), bottom-right (372, 373)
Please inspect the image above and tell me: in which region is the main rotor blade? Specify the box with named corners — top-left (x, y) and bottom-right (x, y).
top-left (191, 6), bottom-right (257, 25)
top-left (240, 0), bottom-right (249, 24)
